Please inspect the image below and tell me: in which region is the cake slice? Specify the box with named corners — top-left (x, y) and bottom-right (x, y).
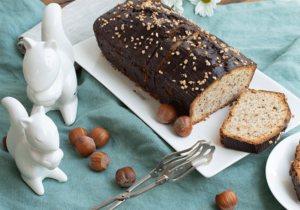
top-left (290, 141), bottom-right (300, 201)
top-left (220, 89), bottom-right (291, 154)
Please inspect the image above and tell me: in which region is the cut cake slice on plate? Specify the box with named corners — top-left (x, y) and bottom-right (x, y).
top-left (220, 89), bottom-right (291, 154)
top-left (290, 141), bottom-right (300, 202)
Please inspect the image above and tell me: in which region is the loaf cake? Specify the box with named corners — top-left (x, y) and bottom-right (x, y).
top-left (220, 89), bottom-right (291, 154)
top-left (290, 141), bottom-right (300, 201)
top-left (93, 0), bottom-right (257, 124)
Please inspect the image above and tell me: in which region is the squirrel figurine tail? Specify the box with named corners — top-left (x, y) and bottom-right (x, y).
top-left (2, 97), bottom-right (28, 159)
top-left (42, 3), bottom-right (74, 62)
top-left (2, 97), bottom-right (67, 195)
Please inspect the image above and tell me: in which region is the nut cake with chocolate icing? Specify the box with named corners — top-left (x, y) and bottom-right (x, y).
top-left (290, 141), bottom-right (300, 202)
top-left (220, 89), bottom-right (291, 154)
top-left (93, 0), bottom-right (257, 124)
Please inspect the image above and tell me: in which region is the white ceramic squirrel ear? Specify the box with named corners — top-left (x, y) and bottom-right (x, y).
top-left (19, 118), bottom-right (33, 129)
top-left (45, 39), bottom-right (58, 51)
top-left (23, 37), bottom-right (36, 50)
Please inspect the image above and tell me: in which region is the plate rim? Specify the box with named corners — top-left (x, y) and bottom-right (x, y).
top-left (265, 131), bottom-right (300, 209)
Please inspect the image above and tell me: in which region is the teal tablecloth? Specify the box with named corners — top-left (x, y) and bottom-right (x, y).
top-left (1, 0), bottom-right (300, 209)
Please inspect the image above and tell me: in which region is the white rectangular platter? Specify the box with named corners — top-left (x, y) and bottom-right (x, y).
top-left (74, 36), bottom-right (300, 178)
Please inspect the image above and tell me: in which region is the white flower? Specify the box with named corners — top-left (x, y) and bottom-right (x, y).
top-left (190, 0), bottom-right (221, 17)
top-left (162, 0), bottom-right (184, 14)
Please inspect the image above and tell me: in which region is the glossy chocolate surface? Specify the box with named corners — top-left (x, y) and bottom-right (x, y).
top-left (93, 0), bottom-right (257, 116)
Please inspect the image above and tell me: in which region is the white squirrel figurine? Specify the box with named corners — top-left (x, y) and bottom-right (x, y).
top-left (22, 3), bottom-right (78, 126)
top-left (2, 97), bottom-right (67, 196)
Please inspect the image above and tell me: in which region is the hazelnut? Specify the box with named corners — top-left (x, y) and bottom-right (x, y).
top-left (74, 136), bottom-right (95, 157)
top-left (115, 167), bottom-right (136, 187)
top-left (173, 116), bottom-right (192, 137)
top-left (90, 152), bottom-right (110, 171)
top-left (215, 190), bottom-right (238, 210)
top-left (157, 103), bottom-right (177, 124)
top-left (3, 135), bottom-right (7, 151)
top-left (88, 127), bottom-right (110, 148)
top-left (69, 127), bottom-right (88, 145)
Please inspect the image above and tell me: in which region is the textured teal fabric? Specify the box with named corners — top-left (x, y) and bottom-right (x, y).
top-left (1, 0), bottom-right (300, 209)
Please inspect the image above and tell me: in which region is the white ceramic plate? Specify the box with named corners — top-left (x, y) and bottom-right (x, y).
top-left (73, 36), bottom-right (300, 178)
top-left (266, 132), bottom-right (300, 209)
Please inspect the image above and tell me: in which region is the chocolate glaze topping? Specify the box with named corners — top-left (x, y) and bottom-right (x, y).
top-left (93, 0), bottom-right (256, 116)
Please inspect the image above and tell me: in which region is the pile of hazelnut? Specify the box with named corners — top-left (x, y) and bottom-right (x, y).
top-left (69, 127), bottom-right (136, 187)
top-left (157, 103), bottom-right (192, 137)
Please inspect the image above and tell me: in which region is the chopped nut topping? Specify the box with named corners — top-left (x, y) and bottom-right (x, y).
top-left (212, 76), bottom-right (217, 80)
top-left (181, 86), bottom-right (184, 90)
top-left (160, 47), bottom-right (163, 50)
top-left (224, 48), bottom-right (228, 52)
top-left (141, 36), bottom-right (144, 39)
top-left (172, 80), bottom-right (176, 82)
top-left (195, 87), bottom-right (199, 90)
top-left (269, 141), bottom-right (273, 144)
top-left (193, 66), bottom-right (196, 71)
top-left (142, 50), bottom-right (145, 54)
top-left (173, 37), bottom-right (176, 42)
top-left (125, 45), bottom-right (128, 48)
top-left (204, 51), bottom-right (208, 56)
top-left (184, 59), bottom-right (188, 64)
top-left (156, 33), bottom-right (159, 37)
top-left (156, 52), bottom-right (158, 58)
top-left (200, 88), bottom-right (204, 91)
top-left (176, 51), bottom-right (180, 55)
top-left (115, 27), bottom-right (118, 31)
top-left (187, 47), bottom-right (190, 51)
top-left (222, 55), bottom-right (228, 60)
top-left (205, 60), bottom-right (211, 66)
top-left (200, 27), bottom-right (204, 32)
top-left (158, 70), bottom-right (163, 74)
top-left (193, 56), bottom-right (196, 60)
top-left (220, 43), bottom-right (226, 48)
top-left (112, 36), bottom-right (115, 39)
top-left (204, 31), bottom-right (209, 35)
top-left (145, 46), bottom-right (149, 49)
top-left (168, 61), bottom-right (171, 64)
top-left (234, 61), bottom-right (238, 65)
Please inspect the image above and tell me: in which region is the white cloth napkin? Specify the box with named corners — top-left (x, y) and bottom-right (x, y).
top-left (18, 0), bottom-right (125, 54)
